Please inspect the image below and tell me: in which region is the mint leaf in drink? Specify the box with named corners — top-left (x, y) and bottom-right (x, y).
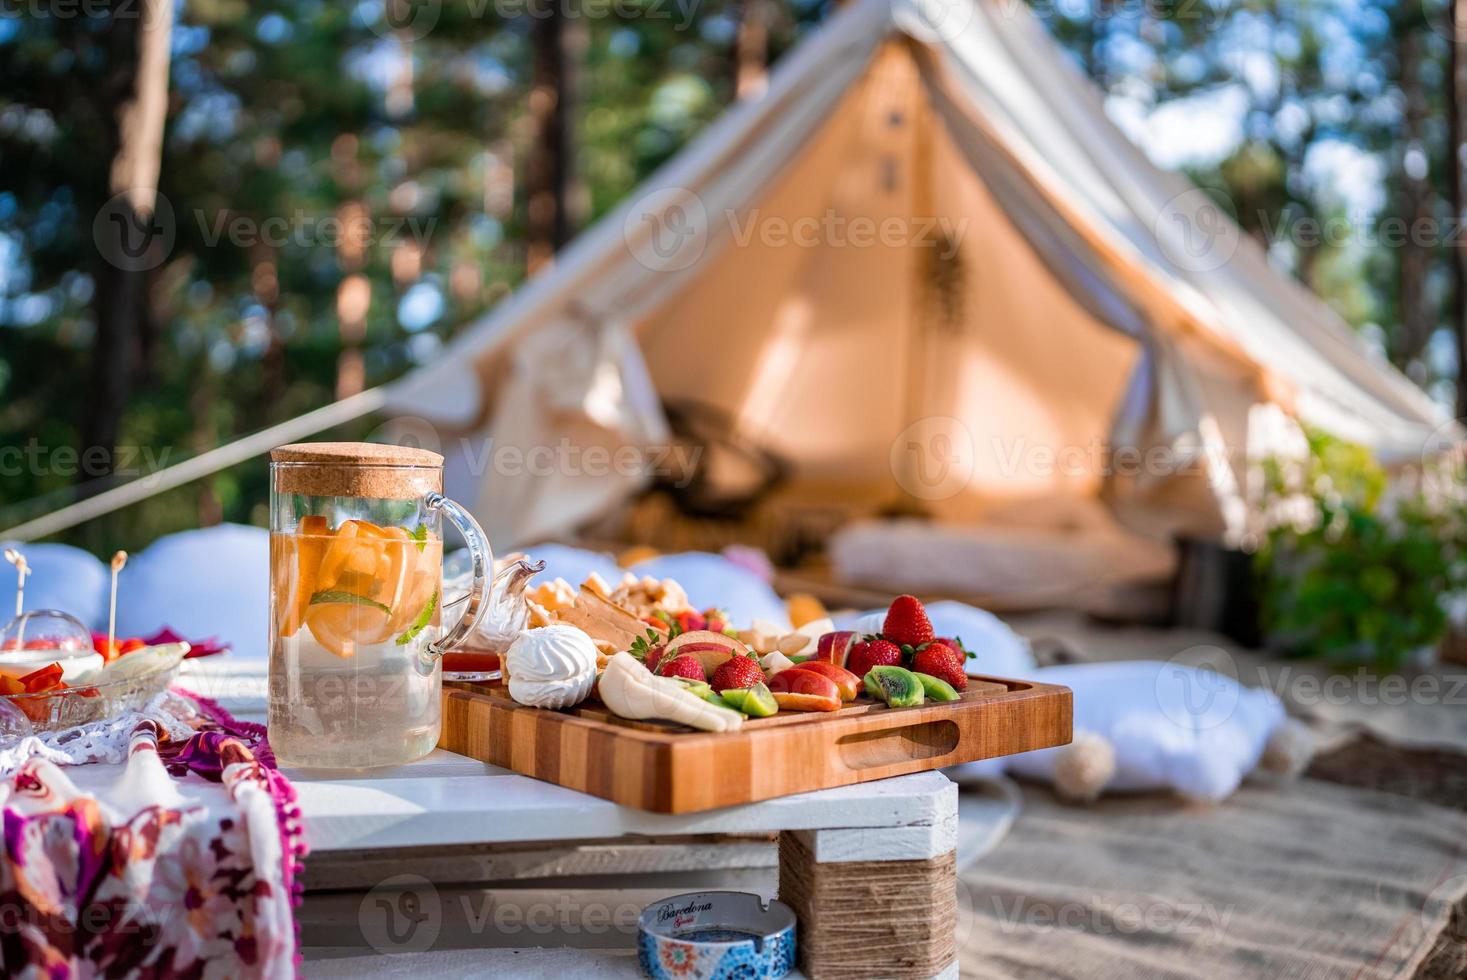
top-left (411, 523), bottom-right (429, 552)
top-left (308, 590), bottom-right (391, 614)
top-left (395, 589), bottom-right (439, 646)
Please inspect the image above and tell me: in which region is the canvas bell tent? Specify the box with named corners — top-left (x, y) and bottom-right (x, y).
top-left (380, 0), bottom-right (1451, 548)
top-left (6, 0), bottom-right (1455, 599)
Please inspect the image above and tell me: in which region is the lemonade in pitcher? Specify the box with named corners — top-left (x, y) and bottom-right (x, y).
top-left (267, 443), bottom-right (491, 769)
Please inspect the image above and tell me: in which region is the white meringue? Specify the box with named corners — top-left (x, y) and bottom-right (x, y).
top-left (504, 624), bottom-right (599, 709)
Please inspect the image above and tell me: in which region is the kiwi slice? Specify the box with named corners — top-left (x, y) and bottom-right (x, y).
top-left (671, 678), bottom-right (721, 703)
top-left (863, 666), bottom-right (925, 707)
top-left (912, 671), bottom-right (960, 702)
top-left (719, 683), bottom-right (778, 718)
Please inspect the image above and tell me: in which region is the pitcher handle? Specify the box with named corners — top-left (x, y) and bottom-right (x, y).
top-left (424, 492), bottom-right (493, 658)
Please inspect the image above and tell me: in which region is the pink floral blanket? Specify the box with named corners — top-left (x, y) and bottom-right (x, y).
top-left (0, 702), bottom-right (304, 978)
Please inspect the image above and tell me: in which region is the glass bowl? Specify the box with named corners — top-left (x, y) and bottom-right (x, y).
top-left (0, 642), bottom-right (190, 740)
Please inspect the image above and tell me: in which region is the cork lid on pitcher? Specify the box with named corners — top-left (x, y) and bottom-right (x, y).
top-left (270, 442), bottom-right (443, 499)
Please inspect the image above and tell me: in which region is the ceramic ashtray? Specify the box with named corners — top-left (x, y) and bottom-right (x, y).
top-left (637, 891), bottom-right (796, 980)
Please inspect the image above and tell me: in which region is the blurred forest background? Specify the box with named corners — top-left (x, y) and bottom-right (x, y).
top-left (1, 0), bottom-right (1465, 555)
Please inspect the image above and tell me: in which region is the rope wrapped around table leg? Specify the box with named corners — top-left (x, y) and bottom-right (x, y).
top-left (778, 831), bottom-right (957, 979)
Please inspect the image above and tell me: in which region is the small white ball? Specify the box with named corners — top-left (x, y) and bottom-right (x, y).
top-left (1052, 731), bottom-right (1116, 804)
top-left (1260, 718), bottom-right (1315, 777)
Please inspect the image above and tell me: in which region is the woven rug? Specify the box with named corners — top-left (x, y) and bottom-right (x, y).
top-left (957, 778), bottom-right (1467, 980)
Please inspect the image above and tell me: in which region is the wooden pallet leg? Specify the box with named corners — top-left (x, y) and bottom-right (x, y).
top-left (778, 794), bottom-right (960, 980)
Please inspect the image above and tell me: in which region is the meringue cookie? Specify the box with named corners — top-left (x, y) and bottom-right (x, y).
top-left (504, 624), bottom-right (599, 709)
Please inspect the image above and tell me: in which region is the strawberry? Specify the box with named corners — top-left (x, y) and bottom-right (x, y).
top-left (882, 594), bottom-right (934, 648)
top-left (631, 630), bottom-right (668, 672)
top-left (930, 636), bottom-right (972, 659)
top-left (846, 638), bottom-right (903, 679)
top-left (657, 654), bottom-right (706, 683)
top-left (644, 644), bottom-right (668, 673)
top-left (675, 610), bottom-right (708, 634)
top-left (911, 642), bottom-right (968, 691)
top-left (703, 609), bottom-right (730, 634)
top-left (710, 655), bottom-right (765, 693)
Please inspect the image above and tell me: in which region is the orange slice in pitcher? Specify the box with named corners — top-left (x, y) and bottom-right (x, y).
top-left (304, 591), bottom-right (393, 658)
top-left (373, 525), bottom-right (415, 620)
top-left (313, 520), bottom-right (378, 594)
top-left (388, 531), bottom-right (438, 636)
top-left (305, 520), bottom-right (418, 657)
top-left (274, 515), bottom-right (331, 638)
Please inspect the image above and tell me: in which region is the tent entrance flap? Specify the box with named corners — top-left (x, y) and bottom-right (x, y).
top-left (638, 38), bottom-right (1141, 519)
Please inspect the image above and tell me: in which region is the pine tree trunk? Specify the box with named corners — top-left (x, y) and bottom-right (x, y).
top-left (525, 0), bottom-right (574, 274)
top-left (734, 0), bottom-right (770, 99)
top-left (81, 0), bottom-right (174, 489)
top-left (1396, 28), bottom-right (1432, 370)
top-left (1452, 0), bottom-right (1467, 419)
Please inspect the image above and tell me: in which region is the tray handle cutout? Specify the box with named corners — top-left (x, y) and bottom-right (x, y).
top-left (836, 719), bottom-right (961, 771)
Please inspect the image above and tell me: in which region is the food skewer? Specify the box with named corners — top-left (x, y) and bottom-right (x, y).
top-left (5, 549), bottom-right (30, 647)
top-left (107, 551), bottom-right (127, 659)
top-left (4, 548), bottom-right (27, 621)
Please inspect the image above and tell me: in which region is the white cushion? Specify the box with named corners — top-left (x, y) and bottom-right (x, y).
top-left (116, 524), bottom-right (269, 662)
top-left (1004, 660), bottom-right (1285, 801)
top-left (828, 518), bottom-right (1176, 599)
top-left (0, 542), bottom-right (110, 630)
top-left (630, 552), bottom-right (790, 630)
top-left (521, 543), bottom-right (623, 590)
top-left (981, 494), bottom-right (1118, 534)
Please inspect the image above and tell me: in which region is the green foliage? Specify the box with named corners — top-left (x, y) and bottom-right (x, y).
top-left (1, 0), bottom-right (823, 556)
top-left (1041, 0), bottom-right (1459, 394)
top-left (1254, 429), bottom-right (1464, 668)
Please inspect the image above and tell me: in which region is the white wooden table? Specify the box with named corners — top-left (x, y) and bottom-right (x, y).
top-left (180, 662), bottom-right (964, 978)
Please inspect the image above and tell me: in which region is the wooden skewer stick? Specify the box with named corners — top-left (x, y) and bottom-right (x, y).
top-left (107, 551), bottom-right (128, 657)
top-left (4, 548), bottom-right (28, 620)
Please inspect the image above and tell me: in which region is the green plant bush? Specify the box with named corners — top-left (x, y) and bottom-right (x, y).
top-left (1253, 429), bottom-right (1464, 668)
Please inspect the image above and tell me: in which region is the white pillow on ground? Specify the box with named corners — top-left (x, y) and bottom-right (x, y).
top-left (630, 552), bottom-right (790, 630)
top-left (117, 524), bottom-right (269, 662)
top-left (0, 542), bottom-right (110, 630)
top-left (520, 543), bottom-right (622, 590)
top-left (1004, 660), bottom-right (1294, 802)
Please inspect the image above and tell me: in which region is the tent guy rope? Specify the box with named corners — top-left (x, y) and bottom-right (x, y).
top-left (0, 388), bottom-right (388, 542)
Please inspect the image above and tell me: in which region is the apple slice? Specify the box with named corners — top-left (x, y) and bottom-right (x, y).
top-left (663, 630), bottom-right (749, 675)
top-left (768, 666), bottom-right (842, 711)
top-left (786, 660), bottom-right (859, 701)
top-left (772, 691), bottom-right (842, 713)
top-left (814, 631), bottom-right (858, 668)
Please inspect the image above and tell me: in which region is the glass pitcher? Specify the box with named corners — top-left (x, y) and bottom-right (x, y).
top-left (441, 555), bottom-right (544, 682)
top-left (268, 442), bottom-right (491, 769)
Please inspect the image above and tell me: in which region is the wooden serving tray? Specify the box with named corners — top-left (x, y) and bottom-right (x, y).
top-left (440, 675), bottom-right (1071, 813)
